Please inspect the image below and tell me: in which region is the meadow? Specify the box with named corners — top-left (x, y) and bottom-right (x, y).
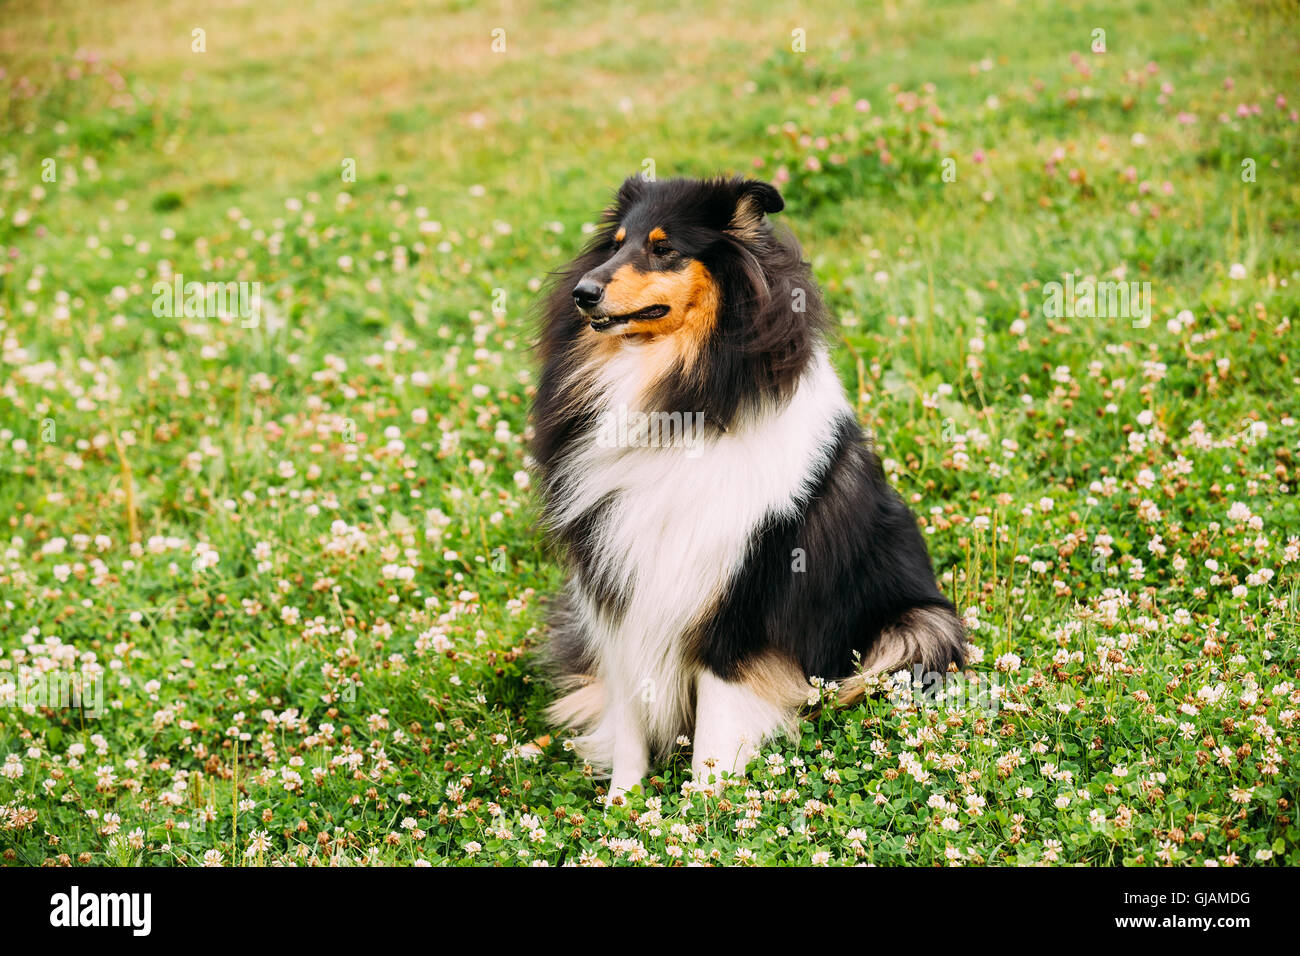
top-left (1, 0), bottom-right (1298, 866)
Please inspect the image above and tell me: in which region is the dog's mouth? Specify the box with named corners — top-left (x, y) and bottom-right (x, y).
top-left (585, 304), bottom-right (671, 331)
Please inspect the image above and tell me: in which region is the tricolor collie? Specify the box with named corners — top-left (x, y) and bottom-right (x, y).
top-left (533, 176), bottom-right (964, 800)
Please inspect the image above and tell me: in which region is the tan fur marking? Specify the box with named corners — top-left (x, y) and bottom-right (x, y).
top-left (614, 226), bottom-right (626, 243)
top-left (561, 262), bottom-right (720, 419)
top-left (648, 226), bottom-right (667, 242)
top-left (739, 650), bottom-right (813, 729)
top-left (727, 195), bottom-right (766, 242)
top-left (602, 260), bottom-right (719, 367)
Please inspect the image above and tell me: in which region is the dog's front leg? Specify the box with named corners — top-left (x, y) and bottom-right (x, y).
top-left (693, 670), bottom-right (760, 790)
top-left (692, 665), bottom-right (800, 791)
top-left (606, 698), bottom-right (648, 804)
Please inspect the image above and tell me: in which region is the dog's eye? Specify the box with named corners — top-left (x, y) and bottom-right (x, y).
top-left (651, 242), bottom-right (674, 257)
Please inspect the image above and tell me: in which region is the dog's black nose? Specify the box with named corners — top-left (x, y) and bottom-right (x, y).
top-left (573, 280), bottom-right (604, 309)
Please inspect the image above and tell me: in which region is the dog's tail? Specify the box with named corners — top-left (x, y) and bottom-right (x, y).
top-left (833, 605), bottom-right (967, 707)
top-left (545, 675), bottom-right (604, 733)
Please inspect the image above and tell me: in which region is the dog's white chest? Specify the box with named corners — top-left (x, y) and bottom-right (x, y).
top-left (553, 350), bottom-right (850, 744)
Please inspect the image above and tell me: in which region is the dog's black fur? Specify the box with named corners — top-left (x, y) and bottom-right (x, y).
top-left (534, 175), bottom-right (964, 700)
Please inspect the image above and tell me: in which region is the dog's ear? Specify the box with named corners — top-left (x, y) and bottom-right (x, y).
top-left (740, 179), bottom-right (785, 214)
top-left (728, 179), bottom-right (784, 240)
top-left (615, 175), bottom-right (649, 209)
top-left (601, 175), bottom-right (648, 226)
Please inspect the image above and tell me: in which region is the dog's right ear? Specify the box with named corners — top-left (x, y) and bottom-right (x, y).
top-left (738, 179), bottom-right (784, 215)
top-left (728, 179), bottom-right (784, 241)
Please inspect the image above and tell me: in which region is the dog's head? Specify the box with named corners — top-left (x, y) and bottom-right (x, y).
top-left (570, 176), bottom-right (785, 339)
top-left (534, 175), bottom-right (822, 452)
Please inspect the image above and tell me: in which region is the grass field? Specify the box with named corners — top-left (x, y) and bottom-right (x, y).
top-left (1, 0), bottom-right (1298, 866)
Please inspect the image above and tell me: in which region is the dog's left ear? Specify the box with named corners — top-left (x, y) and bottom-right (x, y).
top-left (728, 179), bottom-right (784, 239)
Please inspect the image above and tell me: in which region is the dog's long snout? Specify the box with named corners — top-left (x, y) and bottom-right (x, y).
top-left (573, 279), bottom-right (605, 310)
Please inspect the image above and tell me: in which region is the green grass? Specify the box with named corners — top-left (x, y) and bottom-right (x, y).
top-left (1, 0), bottom-right (1298, 866)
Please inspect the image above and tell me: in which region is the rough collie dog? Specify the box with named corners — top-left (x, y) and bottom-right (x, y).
top-left (532, 175), bottom-right (965, 800)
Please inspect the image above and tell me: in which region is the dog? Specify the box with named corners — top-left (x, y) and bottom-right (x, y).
top-left (532, 175), bottom-right (965, 800)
